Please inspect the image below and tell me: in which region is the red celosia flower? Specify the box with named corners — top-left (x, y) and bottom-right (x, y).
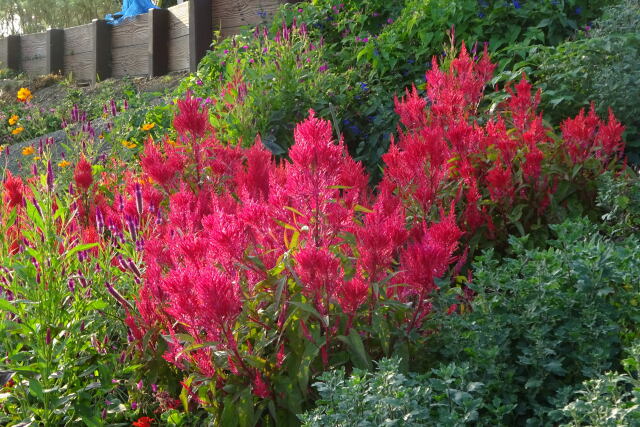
top-left (294, 247), bottom-right (342, 313)
top-left (132, 417), bottom-right (154, 427)
top-left (485, 158), bottom-right (514, 203)
top-left (399, 216), bottom-right (462, 295)
top-left (252, 373), bottom-right (271, 399)
top-left (74, 156), bottom-right (93, 191)
top-left (561, 104), bottom-right (624, 164)
top-left (336, 275), bottom-right (369, 315)
top-left (507, 76), bottom-right (541, 132)
top-left (3, 171), bottom-right (24, 209)
top-left (234, 137), bottom-right (272, 200)
top-left (141, 142), bottom-right (183, 188)
top-left (523, 146), bottom-right (544, 181)
top-left (173, 91), bottom-right (210, 139)
top-left (394, 84), bottom-right (427, 130)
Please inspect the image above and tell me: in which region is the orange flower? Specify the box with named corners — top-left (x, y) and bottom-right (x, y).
top-left (12, 127), bottom-right (24, 135)
top-left (58, 160), bottom-right (71, 168)
top-left (16, 88), bottom-right (32, 102)
top-left (141, 123), bottom-right (155, 131)
top-left (8, 115), bottom-right (19, 125)
top-left (22, 146), bottom-right (34, 156)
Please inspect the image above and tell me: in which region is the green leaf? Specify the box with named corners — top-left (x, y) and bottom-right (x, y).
top-left (65, 243), bottom-right (98, 259)
top-left (0, 299), bottom-right (18, 315)
top-left (289, 301), bottom-right (327, 327)
top-left (25, 200), bottom-right (45, 232)
top-left (29, 378), bottom-right (44, 402)
top-left (337, 329), bottom-right (371, 370)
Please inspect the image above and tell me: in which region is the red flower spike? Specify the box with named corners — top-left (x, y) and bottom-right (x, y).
top-left (3, 171), bottom-right (24, 209)
top-left (74, 156), bottom-right (93, 192)
top-left (173, 91), bottom-right (210, 139)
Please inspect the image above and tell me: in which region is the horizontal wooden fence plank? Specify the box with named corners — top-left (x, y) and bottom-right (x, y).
top-left (213, 0), bottom-right (281, 33)
top-left (111, 14), bottom-right (149, 77)
top-left (168, 2), bottom-right (190, 39)
top-left (64, 24), bottom-right (93, 56)
top-left (112, 13), bottom-right (150, 49)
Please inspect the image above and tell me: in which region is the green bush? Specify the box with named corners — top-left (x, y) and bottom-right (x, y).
top-left (554, 342), bottom-right (640, 426)
top-left (301, 215), bottom-right (640, 425)
top-left (422, 218), bottom-right (640, 424)
top-left (596, 170), bottom-right (640, 237)
top-left (300, 358), bottom-right (486, 426)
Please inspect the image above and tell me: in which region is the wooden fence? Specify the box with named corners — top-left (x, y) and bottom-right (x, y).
top-left (0, 0), bottom-right (286, 83)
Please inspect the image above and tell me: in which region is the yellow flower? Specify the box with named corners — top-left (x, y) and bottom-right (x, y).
top-left (166, 139), bottom-right (177, 146)
top-left (22, 146), bottom-right (35, 156)
top-left (58, 160), bottom-right (71, 168)
top-left (33, 156), bottom-right (41, 161)
top-left (12, 126), bottom-right (24, 135)
top-left (141, 123), bottom-right (155, 131)
top-left (121, 140), bottom-right (137, 149)
top-left (8, 115), bottom-right (19, 125)
top-left (16, 88), bottom-right (32, 102)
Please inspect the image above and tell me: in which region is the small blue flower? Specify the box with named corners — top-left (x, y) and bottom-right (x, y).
top-left (256, 10), bottom-right (267, 19)
top-left (478, 12), bottom-right (485, 18)
top-left (407, 58), bottom-right (415, 64)
top-left (575, 6), bottom-right (582, 15)
top-left (513, 0), bottom-right (521, 9)
top-left (343, 119), bottom-right (351, 125)
top-left (374, 48), bottom-right (380, 56)
top-left (360, 82), bottom-right (368, 91)
top-left (349, 125), bottom-right (361, 135)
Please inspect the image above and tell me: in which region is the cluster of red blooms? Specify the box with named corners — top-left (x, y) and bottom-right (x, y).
top-left (0, 43), bottom-right (625, 408)
top-left (115, 80), bottom-right (467, 399)
top-left (384, 42), bottom-right (625, 241)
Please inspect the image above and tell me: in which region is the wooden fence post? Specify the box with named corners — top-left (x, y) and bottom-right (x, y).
top-left (46, 29), bottom-right (64, 75)
top-left (92, 19), bottom-right (111, 83)
top-left (149, 8), bottom-right (169, 77)
top-left (7, 35), bottom-right (21, 72)
top-left (189, 0), bottom-right (212, 72)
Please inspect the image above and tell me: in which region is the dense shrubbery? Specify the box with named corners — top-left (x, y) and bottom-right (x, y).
top-left (301, 358), bottom-right (485, 426)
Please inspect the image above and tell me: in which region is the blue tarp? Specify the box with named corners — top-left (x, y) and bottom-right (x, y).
top-left (105, 0), bottom-right (159, 25)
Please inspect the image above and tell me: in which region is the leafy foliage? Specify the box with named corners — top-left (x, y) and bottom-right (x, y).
top-left (300, 358), bottom-right (485, 426)
top-left (555, 341), bottom-right (640, 426)
top-left (424, 218), bottom-right (640, 424)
